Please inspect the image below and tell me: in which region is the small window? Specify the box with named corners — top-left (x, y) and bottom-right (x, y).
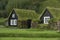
top-left (12, 14), bottom-right (15, 18)
top-left (10, 19), bottom-right (17, 25)
top-left (44, 16), bottom-right (50, 24)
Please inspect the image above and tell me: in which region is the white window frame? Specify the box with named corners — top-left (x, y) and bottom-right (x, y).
top-left (10, 19), bottom-right (17, 25)
top-left (12, 14), bottom-right (15, 18)
top-left (44, 16), bottom-right (50, 24)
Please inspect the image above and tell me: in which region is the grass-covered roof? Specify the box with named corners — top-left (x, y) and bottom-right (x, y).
top-left (10, 9), bottom-right (39, 20)
top-left (40, 7), bottom-right (60, 20)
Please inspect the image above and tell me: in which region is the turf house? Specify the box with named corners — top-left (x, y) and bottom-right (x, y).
top-left (6, 9), bottom-right (39, 28)
top-left (4, 7), bottom-right (60, 29)
top-left (40, 7), bottom-right (60, 25)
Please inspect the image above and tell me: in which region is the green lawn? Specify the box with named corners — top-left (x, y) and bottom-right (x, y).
top-left (0, 28), bottom-right (59, 38)
top-left (0, 28), bottom-right (60, 40)
top-left (0, 37), bottom-right (60, 40)
top-left (0, 28), bottom-right (56, 33)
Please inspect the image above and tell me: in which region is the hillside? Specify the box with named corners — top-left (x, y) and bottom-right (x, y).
top-left (39, 0), bottom-right (60, 14)
top-left (0, 0), bottom-right (60, 18)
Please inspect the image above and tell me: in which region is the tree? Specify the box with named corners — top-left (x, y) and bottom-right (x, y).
top-left (0, 0), bottom-right (8, 10)
top-left (5, 0), bottom-right (46, 14)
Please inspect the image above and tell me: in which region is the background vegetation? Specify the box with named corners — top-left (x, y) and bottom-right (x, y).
top-left (0, 0), bottom-right (60, 18)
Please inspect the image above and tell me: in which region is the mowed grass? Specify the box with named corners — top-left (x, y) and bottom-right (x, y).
top-left (0, 28), bottom-right (56, 33)
top-left (0, 28), bottom-right (60, 40)
top-left (0, 37), bottom-right (60, 40)
top-left (0, 28), bottom-right (60, 38)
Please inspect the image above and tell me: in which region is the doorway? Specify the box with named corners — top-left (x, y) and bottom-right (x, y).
top-left (27, 19), bottom-right (32, 28)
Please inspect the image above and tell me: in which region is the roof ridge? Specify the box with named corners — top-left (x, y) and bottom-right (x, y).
top-left (13, 8), bottom-right (35, 12)
top-left (46, 7), bottom-right (60, 10)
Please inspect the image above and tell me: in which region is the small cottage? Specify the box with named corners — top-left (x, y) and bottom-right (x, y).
top-left (7, 9), bottom-right (38, 28)
top-left (40, 7), bottom-right (60, 24)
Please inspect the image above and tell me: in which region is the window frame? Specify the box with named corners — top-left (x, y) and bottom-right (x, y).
top-left (12, 14), bottom-right (15, 18)
top-left (10, 19), bottom-right (17, 26)
top-left (44, 16), bottom-right (50, 24)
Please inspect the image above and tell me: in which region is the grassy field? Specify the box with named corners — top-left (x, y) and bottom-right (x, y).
top-left (0, 28), bottom-right (59, 38)
top-left (0, 37), bottom-right (60, 40)
top-left (0, 28), bottom-right (60, 40)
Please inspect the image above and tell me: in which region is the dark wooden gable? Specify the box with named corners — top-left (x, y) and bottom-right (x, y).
top-left (8, 10), bottom-right (18, 26)
top-left (9, 10), bottom-right (18, 19)
top-left (40, 9), bottom-right (53, 23)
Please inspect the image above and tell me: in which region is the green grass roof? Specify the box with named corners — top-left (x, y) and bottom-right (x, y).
top-left (40, 7), bottom-right (60, 20)
top-left (39, 0), bottom-right (60, 14)
top-left (11, 9), bottom-right (39, 20)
